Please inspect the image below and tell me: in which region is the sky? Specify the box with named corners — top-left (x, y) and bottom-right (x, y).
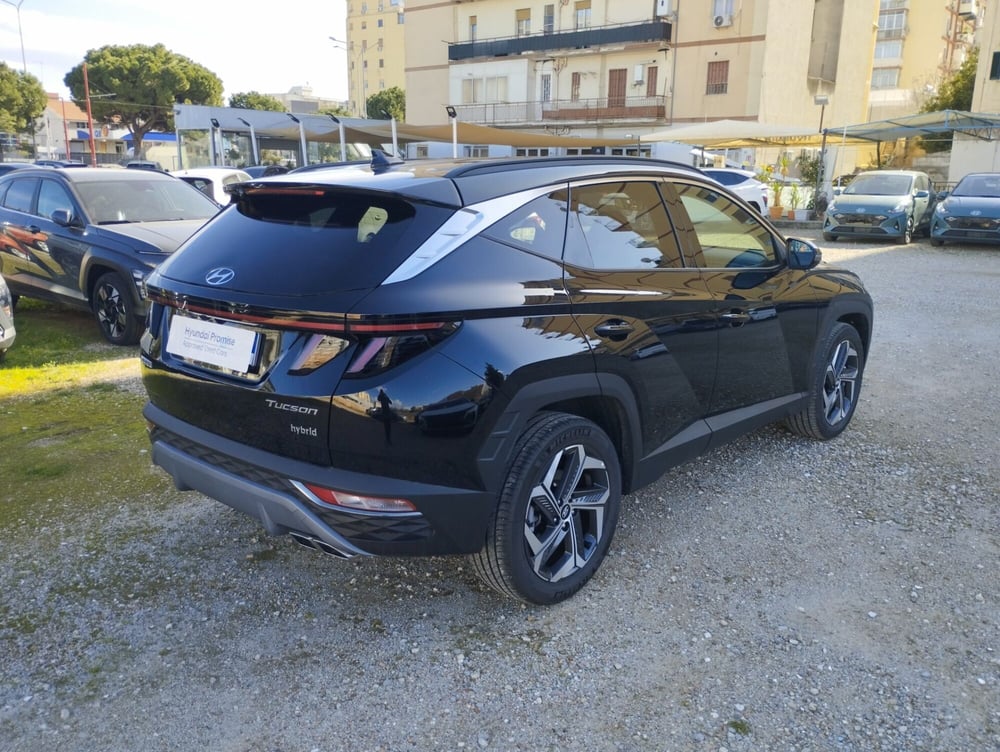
top-left (0, 0), bottom-right (349, 102)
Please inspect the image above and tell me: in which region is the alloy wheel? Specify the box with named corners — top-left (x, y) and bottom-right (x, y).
top-left (523, 443), bottom-right (610, 583)
top-left (823, 338), bottom-right (860, 426)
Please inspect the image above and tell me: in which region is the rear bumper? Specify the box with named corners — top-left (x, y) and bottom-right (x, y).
top-left (143, 402), bottom-right (494, 556)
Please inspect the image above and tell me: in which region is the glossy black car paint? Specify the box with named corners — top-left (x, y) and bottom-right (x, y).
top-left (140, 156), bottom-right (873, 571)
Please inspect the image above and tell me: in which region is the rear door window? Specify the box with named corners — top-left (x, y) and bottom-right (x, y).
top-left (565, 181), bottom-right (682, 269)
top-left (2, 177), bottom-right (38, 213)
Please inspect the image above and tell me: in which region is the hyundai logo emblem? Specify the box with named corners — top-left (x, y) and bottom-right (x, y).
top-left (205, 267), bottom-right (235, 286)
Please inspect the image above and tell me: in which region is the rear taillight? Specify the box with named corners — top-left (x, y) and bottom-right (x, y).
top-left (344, 322), bottom-right (460, 378)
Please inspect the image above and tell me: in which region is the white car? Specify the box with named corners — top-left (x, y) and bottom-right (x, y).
top-left (170, 167), bottom-right (252, 205)
top-left (702, 167), bottom-right (769, 214)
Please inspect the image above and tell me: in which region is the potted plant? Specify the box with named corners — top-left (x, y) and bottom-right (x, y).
top-left (761, 165), bottom-right (785, 219)
top-left (790, 182), bottom-right (809, 221)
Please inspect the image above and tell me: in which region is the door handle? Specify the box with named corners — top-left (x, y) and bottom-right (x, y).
top-left (595, 320), bottom-right (634, 340)
top-left (721, 311), bottom-right (751, 326)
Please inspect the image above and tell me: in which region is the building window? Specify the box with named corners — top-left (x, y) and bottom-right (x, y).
top-left (462, 76), bottom-right (510, 104)
top-left (361, 21), bottom-right (367, 29)
top-left (991, 51), bottom-right (1000, 79)
top-left (397, 12), bottom-right (404, 24)
top-left (874, 40), bottom-right (903, 59)
top-left (467, 145), bottom-right (489, 158)
top-left (541, 74), bottom-right (552, 103)
top-left (377, 18), bottom-right (383, 27)
top-left (712, 0), bottom-right (734, 17)
top-left (646, 66), bottom-right (658, 97)
top-left (706, 60), bottom-right (729, 94)
top-left (516, 8), bottom-right (531, 37)
top-left (571, 72), bottom-right (581, 101)
top-left (575, 1), bottom-right (591, 30)
top-left (378, 0), bottom-right (383, 9)
top-left (878, 10), bottom-right (906, 40)
top-left (469, 15), bottom-right (477, 41)
top-left (544, 4), bottom-right (554, 34)
top-left (871, 67), bottom-right (900, 89)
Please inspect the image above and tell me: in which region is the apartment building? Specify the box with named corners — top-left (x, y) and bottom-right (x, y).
top-left (344, 0), bottom-right (407, 116)
top-left (868, 0), bottom-right (981, 122)
top-left (402, 0), bottom-right (880, 143)
top-left (951, 0), bottom-right (1000, 177)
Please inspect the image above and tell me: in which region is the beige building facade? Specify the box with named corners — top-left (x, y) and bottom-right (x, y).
top-left (950, 0), bottom-right (1000, 179)
top-left (344, 0), bottom-right (408, 117)
top-left (868, 0), bottom-right (980, 123)
top-left (403, 0), bottom-right (879, 143)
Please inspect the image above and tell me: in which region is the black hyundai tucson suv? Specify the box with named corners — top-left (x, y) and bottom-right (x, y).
top-left (140, 155), bottom-right (873, 605)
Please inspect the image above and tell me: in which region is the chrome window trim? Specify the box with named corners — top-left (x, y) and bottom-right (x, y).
top-left (381, 184), bottom-right (565, 285)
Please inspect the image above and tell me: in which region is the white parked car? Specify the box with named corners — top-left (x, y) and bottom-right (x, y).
top-left (171, 167), bottom-right (252, 205)
top-left (702, 167), bottom-right (769, 215)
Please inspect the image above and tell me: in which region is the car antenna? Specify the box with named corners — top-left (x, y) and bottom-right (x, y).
top-left (371, 149), bottom-right (404, 174)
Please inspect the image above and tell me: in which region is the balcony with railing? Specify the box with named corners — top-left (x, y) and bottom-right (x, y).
top-left (453, 95), bottom-right (667, 126)
top-left (449, 20), bottom-right (671, 61)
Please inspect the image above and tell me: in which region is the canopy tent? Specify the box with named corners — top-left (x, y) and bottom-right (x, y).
top-left (822, 109), bottom-right (1000, 144)
top-left (640, 119), bottom-right (836, 148)
top-left (173, 105), bottom-right (639, 149)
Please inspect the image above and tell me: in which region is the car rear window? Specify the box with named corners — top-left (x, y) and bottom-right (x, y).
top-left (159, 185), bottom-right (455, 294)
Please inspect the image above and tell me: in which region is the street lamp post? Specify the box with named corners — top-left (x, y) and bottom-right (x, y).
top-left (445, 106), bottom-right (458, 158)
top-left (330, 36), bottom-right (380, 118)
top-left (1, 0), bottom-right (27, 74)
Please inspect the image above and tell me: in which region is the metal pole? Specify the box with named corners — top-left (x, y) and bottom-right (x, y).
top-left (452, 117), bottom-right (457, 158)
top-left (82, 63), bottom-right (97, 167)
top-left (60, 98), bottom-right (71, 160)
top-left (390, 116), bottom-right (398, 156)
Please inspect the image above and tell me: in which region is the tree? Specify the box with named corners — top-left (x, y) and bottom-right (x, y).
top-left (366, 87), bottom-right (405, 121)
top-left (0, 62), bottom-right (46, 158)
top-left (64, 44), bottom-right (223, 159)
top-left (229, 91), bottom-right (285, 111)
top-left (919, 47), bottom-right (978, 153)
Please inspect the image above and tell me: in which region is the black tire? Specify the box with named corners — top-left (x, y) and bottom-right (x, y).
top-left (822, 232), bottom-right (836, 242)
top-left (901, 215), bottom-right (914, 245)
top-left (785, 322), bottom-right (865, 440)
top-left (92, 271), bottom-right (142, 345)
top-left (470, 413), bottom-right (622, 605)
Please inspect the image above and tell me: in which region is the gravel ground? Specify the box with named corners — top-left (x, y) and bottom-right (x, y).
top-left (2, 231), bottom-right (998, 752)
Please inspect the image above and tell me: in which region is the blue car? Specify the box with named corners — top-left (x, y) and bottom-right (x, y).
top-left (822, 170), bottom-right (936, 244)
top-left (929, 172), bottom-right (1000, 247)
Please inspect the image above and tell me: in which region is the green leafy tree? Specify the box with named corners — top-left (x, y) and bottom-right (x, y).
top-left (919, 47), bottom-right (978, 153)
top-left (365, 87), bottom-right (405, 121)
top-left (64, 44), bottom-right (223, 159)
top-left (228, 91), bottom-right (285, 111)
top-left (0, 62), bottom-right (46, 157)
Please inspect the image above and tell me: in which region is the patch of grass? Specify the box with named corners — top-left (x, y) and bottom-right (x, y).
top-left (0, 302), bottom-right (170, 531)
top-left (727, 719), bottom-right (752, 736)
top-left (0, 299), bottom-right (139, 398)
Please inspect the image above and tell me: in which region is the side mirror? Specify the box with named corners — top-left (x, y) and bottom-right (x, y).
top-left (914, 190), bottom-right (930, 199)
top-left (51, 208), bottom-right (78, 227)
top-left (832, 186), bottom-right (843, 196)
top-left (936, 190), bottom-right (950, 200)
top-left (786, 237), bottom-right (822, 270)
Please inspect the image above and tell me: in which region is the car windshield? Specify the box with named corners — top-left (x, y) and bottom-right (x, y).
top-left (844, 174), bottom-right (913, 196)
top-left (76, 179), bottom-right (219, 224)
top-left (952, 175), bottom-right (1000, 197)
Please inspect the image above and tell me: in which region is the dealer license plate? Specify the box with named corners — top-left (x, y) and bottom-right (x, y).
top-left (166, 314), bottom-right (259, 373)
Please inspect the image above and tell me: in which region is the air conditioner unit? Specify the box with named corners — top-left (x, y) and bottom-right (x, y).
top-left (958, 1), bottom-right (978, 20)
top-left (655, 0), bottom-right (672, 18)
top-left (713, 14), bottom-right (732, 28)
